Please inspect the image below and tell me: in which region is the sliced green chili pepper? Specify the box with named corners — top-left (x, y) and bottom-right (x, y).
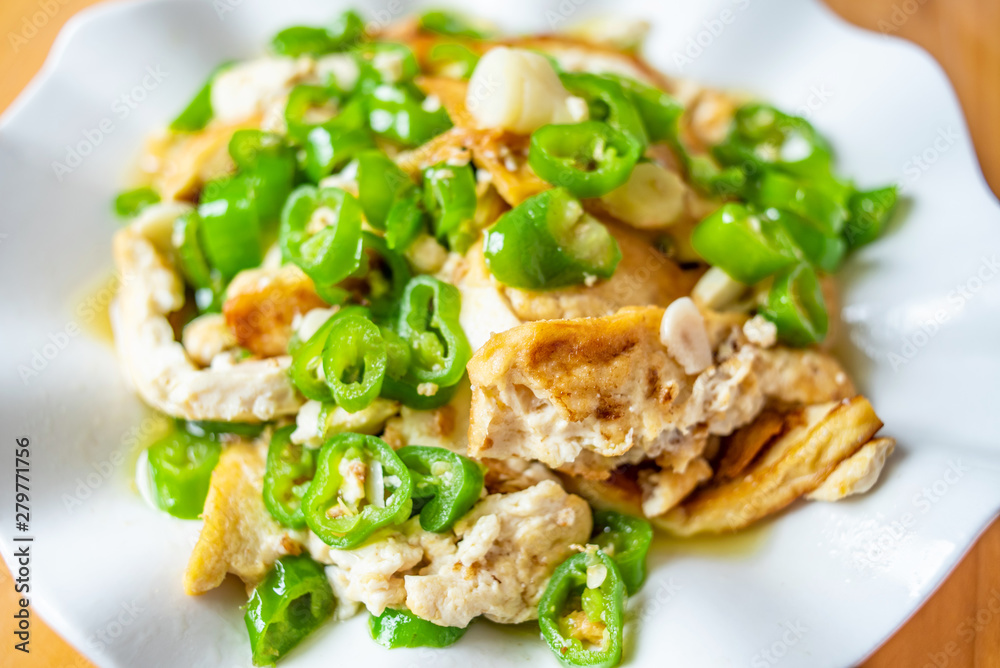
top-left (484, 187), bottom-right (621, 289)
top-left (396, 276), bottom-right (471, 388)
top-left (114, 186), bottom-right (160, 219)
top-left (356, 150), bottom-right (417, 230)
top-left (591, 510), bottom-right (653, 595)
top-left (760, 263), bottom-right (829, 346)
top-left (303, 432), bottom-right (413, 548)
top-left (714, 103), bottom-right (832, 178)
top-left (321, 314), bottom-right (388, 412)
top-left (753, 170), bottom-right (847, 235)
top-left (844, 185), bottom-right (898, 249)
top-left (184, 419), bottom-right (267, 439)
top-left (422, 161), bottom-right (478, 253)
top-left (170, 62), bottom-right (232, 133)
top-left (244, 555), bottom-right (334, 667)
top-left (363, 83), bottom-right (453, 148)
top-left (279, 185), bottom-right (365, 285)
top-left (397, 445), bottom-right (483, 532)
top-left (198, 174), bottom-right (263, 279)
top-left (355, 42), bottom-right (420, 89)
top-left (418, 10), bottom-right (490, 39)
top-left (342, 232), bottom-right (412, 318)
top-left (145, 429), bottom-right (221, 520)
top-left (272, 26), bottom-right (338, 57)
top-left (539, 550), bottom-right (625, 668)
top-left (229, 130), bottom-right (296, 224)
top-left (603, 74), bottom-right (684, 144)
top-left (289, 305), bottom-right (371, 401)
top-left (384, 188), bottom-right (426, 252)
top-left (328, 9), bottom-right (366, 49)
top-left (428, 43), bottom-right (480, 79)
top-left (263, 426), bottom-right (317, 529)
top-left (303, 98), bottom-right (373, 182)
top-left (690, 202), bottom-right (799, 284)
top-left (285, 84), bottom-right (343, 144)
top-left (529, 121), bottom-right (642, 199)
top-left (766, 207), bottom-right (846, 274)
top-left (380, 325), bottom-right (460, 409)
top-left (369, 608), bottom-right (467, 649)
top-left (173, 210), bottom-right (215, 289)
top-left (560, 72), bottom-right (648, 148)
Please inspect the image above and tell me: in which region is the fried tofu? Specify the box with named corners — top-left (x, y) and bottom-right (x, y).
top-left (658, 397), bottom-right (884, 534)
top-left (185, 443), bottom-right (303, 594)
top-left (467, 306), bottom-right (855, 473)
top-left (112, 224), bottom-right (302, 421)
top-left (222, 264), bottom-right (326, 358)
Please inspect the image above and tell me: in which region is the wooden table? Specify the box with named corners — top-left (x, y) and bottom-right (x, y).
top-left (1, 1), bottom-right (998, 666)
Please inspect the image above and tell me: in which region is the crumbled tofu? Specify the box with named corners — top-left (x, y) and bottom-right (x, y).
top-left (211, 56), bottom-right (311, 123)
top-left (743, 315), bottom-right (777, 348)
top-left (660, 297), bottom-right (713, 375)
top-left (182, 314), bottom-right (237, 367)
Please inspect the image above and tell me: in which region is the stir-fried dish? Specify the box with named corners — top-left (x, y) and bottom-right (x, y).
top-left (111, 9), bottom-right (898, 667)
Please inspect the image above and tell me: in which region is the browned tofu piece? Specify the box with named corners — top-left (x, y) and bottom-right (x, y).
top-left (223, 264), bottom-right (326, 358)
top-left (184, 443), bottom-right (301, 595)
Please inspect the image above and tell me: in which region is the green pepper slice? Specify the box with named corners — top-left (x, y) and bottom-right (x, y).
top-left (369, 608), bottom-right (467, 649)
top-left (428, 43), bottom-right (480, 79)
top-left (539, 550), bottom-right (626, 668)
top-left (844, 185), bottom-right (898, 249)
top-left (279, 185), bottom-right (365, 286)
top-left (760, 263), bottom-right (829, 346)
top-left (383, 188), bottom-right (426, 252)
top-left (753, 170), bottom-right (847, 235)
top-left (198, 174), bottom-right (263, 279)
top-left (263, 426), bottom-right (317, 529)
top-left (285, 84), bottom-right (343, 144)
top-left (380, 325), bottom-right (460, 410)
top-left (422, 161), bottom-right (478, 253)
top-left (397, 445), bottom-right (483, 532)
top-left (767, 207), bottom-right (846, 274)
top-left (529, 121), bottom-right (642, 199)
top-left (418, 10), bottom-right (490, 39)
top-left (591, 510), bottom-right (653, 595)
top-left (303, 432), bottom-right (413, 548)
top-left (560, 72), bottom-right (649, 148)
top-left (244, 555), bottom-right (335, 666)
top-left (184, 420), bottom-right (267, 440)
top-left (169, 62), bottom-right (232, 133)
top-left (690, 202), bottom-right (799, 284)
top-left (603, 73), bottom-right (684, 145)
top-left (302, 97), bottom-right (374, 182)
top-left (289, 305), bottom-right (371, 402)
top-left (173, 211), bottom-right (225, 312)
top-left (342, 232), bottom-right (413, 318)
top-left (396, 276), bottom-right (471, 388)
top-left (271, 12), bottom-right (365, 57)
top-left (356, 150), bottom-right (421, 232)
top-left (363, 83), bottom-right (453, 148)
top-left (714, 103), bottom-right (832, 178)
top-left (229, 129), bottom-right (296, 224)
top-left (483, 187), bottom-right (621, 290)
top-left (114, 186), bottom-right (160, 219)
top-left (321, 314), bottom-right (388, 413)
top-left (355, 42), bottom-right (420, 89)
top-left (145, 429), bottom-right (221, 520)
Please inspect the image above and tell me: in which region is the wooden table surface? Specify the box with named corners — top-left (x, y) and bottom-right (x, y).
top-left (2, 1), bottom-right (999, 667)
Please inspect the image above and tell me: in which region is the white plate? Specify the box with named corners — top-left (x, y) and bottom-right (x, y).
top-left (2, 0), bottom-right (1000, 666)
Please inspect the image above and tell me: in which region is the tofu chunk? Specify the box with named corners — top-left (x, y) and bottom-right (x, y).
top-left (467, 306), bottom-right (855, 472)
top-left (185, 443), bottom-right (303, 594)
top-left (112, 225), bottom-right (302, 421)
